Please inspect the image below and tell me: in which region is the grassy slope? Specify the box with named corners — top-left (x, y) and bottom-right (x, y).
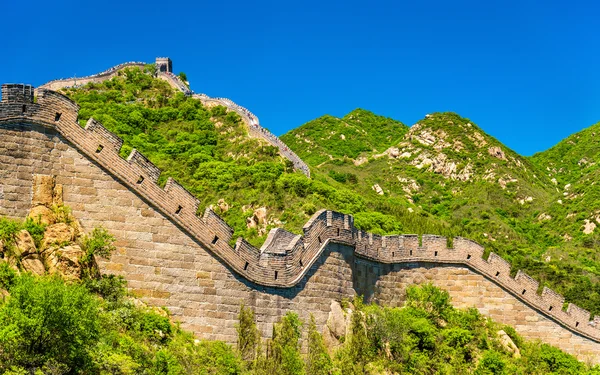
top-left (284, 112), bottom-right (600, 315)
top-left (62, 67), bottom-right (600, 316)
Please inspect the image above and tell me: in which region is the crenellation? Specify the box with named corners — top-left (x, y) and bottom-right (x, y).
top-left (164, 177), bottom-right (201, 215)
top-left (84, 118), bottom-right (124, 151)
top-left (4, 82), bottom-right (600, 359)
top-left (2, 84), bottom-right (34, 103)
top-left (514, 270), bottom-right (540, 295)
top-left (486, 252), bottom-right (512, 277)
top-left (541, 286), bottom-right (565, 312)
top-left (126, 149), bottom-right (161, 183)
top-left (202, 207), bottom-right (234, 245)
top-left (567, 303), bottom-right (592, 324)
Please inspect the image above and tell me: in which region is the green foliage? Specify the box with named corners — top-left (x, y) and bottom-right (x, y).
top-left (51, 204), bottom-right (74, 225)
top-left (0, 262), bottom-right (17, 291)
top-left (236, 303), bottom-right (259, 362)
top-left (22, 218), bottom-right (46, 249)
top-left (0, 275), bottom-right (99, 371)
top-left (306, 315), bottom-right (332, 375)
top-left (270, 312), bottom-right (304, 375)
top-left (80, 226), bottom-right (117, 267)
top-left (328, 285), bottom-right (596, 374)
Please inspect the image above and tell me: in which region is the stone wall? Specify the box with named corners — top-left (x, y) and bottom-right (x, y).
top-left (37, 57), bottom-right (310, 177)
top-left (2, 83), bottom-right (600, 362)
top-left (38, 62), bottom-right (147, 91)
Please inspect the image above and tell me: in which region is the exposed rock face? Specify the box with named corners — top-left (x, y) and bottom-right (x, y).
top-left (15, 230), bottom-right (36, 257)
top-left (246, 207), bottom-right (268, 235)
top-left (217, 199), bottom-right (229, 213)
top-left (584, 219), bottom-right (597, 234)
top-left (21, 254), bottom-right (45, 275)
top-left (28, 205), bottom-right (55, 225)
top-left (28, 174), bottom-right (64, 225)
top-left (497, 330), bottom-right (521, 358)
top-left (488, 146), bottom-right (507, 160)
top-left (42, 223), bottom-right (76, 250)
top-left (353, 156), bottom-right (368, 166)
top-left (327, 300), bottom-right (347, 339)
top-left (372, 184), bottom-right (384, 195)
top-left (45, 245), bottom-right (84, 280)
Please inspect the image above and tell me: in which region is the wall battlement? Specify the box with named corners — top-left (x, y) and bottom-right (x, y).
top-left (35, 57), bottom-right (310, 177)
top-left (1, 83), bottom-right (600, 345)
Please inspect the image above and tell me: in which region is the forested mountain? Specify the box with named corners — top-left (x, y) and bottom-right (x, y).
top-left (57, 67), bottom-right (600, 316)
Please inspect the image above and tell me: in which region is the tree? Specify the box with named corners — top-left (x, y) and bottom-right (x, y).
top-left (0, 275), bottom-right (99, 372)
top-left (270, 312), bottom-right (304, 375)
top-left (306, 315), bottom-right (332, 375)
top-left (236, 303), bottom-right (259, 362)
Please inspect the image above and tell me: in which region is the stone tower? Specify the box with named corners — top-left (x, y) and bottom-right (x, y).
top-left (1, 84), bottom-right (34, 103)
top-left (156, 57), bottom-right (173, 73)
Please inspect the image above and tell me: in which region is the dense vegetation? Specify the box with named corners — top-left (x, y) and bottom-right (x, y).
top-left (61, 68), bottom-right (460, 248)
top-left (59, 66), bottom-right (600, 317)
top-left (283, 111), bottom-right (600, 317)
top-left (1, 235), bottom-right (595, 375)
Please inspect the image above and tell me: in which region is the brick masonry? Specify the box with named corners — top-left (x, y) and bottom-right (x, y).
top-left (1, 84), bottom-right (600, 362)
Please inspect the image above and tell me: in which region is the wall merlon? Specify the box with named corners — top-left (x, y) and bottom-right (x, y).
top-left (514, 270), bottom-right (540, 295)
top-left (84, 118), bottom-right (124, 151)
top-left (486, 252), bottom-right (512, 276)
top-left (126, 149), bottom-right (161, 183)
top-left (567, 303), bottom-right (591, 323)
top-left (541, 286), bottom-right (565, 310)
top-left (202, 207), bottom-right (234, 244)
top-left (164, 177), bottom-right (201, 214)
top-left (2, 84), bottom-right (34, 103)
top-left (5, 82), bottom-right (600, 347)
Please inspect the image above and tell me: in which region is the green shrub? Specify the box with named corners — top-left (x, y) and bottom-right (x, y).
top-left (236, 303), bottom-right (259, 362)
top-left (0, 275), bottom-right (99, 371)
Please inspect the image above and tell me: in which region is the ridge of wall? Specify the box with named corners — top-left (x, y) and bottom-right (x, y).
top-left (2, 83), bottom-right (598, 344)
top-left (37, 58), bottom-right (310, 177)
top-left (38, 61), bottom-right (147, 91)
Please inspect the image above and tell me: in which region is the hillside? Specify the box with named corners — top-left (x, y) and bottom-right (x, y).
top-left (279, 109), bottom-right (408, 166)
top-left (0, 206), bottom-right (594, 373)
top-left (284, 112), bottom-right (600, 316)
top-left (58, 64), bottom-right (600, 316)
top-left (61, 68), bottom-right (456, 247)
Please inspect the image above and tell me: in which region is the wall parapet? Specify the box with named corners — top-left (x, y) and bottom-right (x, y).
top-left (37, 57), bottom-right (310, 177)
top-left (38, 61), bottom-right (147, 91)
top-left (2, 82), bottom-right (598, 343)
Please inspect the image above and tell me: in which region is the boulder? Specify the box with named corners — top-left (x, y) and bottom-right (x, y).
top-left (327, 300), bottom-right (347, 339)
top-left (253, 207), bottom-right (267, 225)
top-left (42, 223), bottom-right (76, 251)
top-left (488, 146), bottom-right (507, 160)
top-left (15, 230), bottom-right (36, 257)
top-left (497, 330), bottom-right (521, 358)
top-left (21, 254), bottom-right (46, 275)
top-left (246, 207), bottom-right (268, 232)
top-left (28, 205), bottom-right (55, 225)
top-left (31, 175), bottom-right (55, 207)
top-left (217, 199), bottom-right (229, 213)
top-left (45, 245), bottom-right (83, 280)
top-left (372, 184), bottom-right (384, 195)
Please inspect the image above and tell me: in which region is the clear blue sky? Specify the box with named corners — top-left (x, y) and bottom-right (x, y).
top-left (2, 0), bottom-right (598, 156)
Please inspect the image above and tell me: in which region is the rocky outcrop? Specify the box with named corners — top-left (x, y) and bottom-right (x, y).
top-left (497, 330), bottom-right (521, 358)
top-left (45, 245), bottom-right (84, 281)
top-left (488, 146), bottom-right (507, 160)
top-left (28, 175), bottom-right (64, 225)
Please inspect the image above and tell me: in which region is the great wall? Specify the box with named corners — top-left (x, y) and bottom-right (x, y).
top-left (37, 57), bottom-right (311, 177)
top-left (2, 73), bottom-right (600, 362)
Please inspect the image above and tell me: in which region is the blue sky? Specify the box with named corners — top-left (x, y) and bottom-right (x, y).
top-left (2, 0), bottom-right (598, 156)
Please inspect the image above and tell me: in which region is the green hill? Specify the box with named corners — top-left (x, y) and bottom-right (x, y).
top-left (279, 109), bottom-right (408, 166)
top-left (60, 66), bottom-right (600, 315)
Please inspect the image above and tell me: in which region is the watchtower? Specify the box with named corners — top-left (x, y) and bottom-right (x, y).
top-left (156, 57), bottom-right (173, 73)
top-left (1, 84), bottom-right (34, 103)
